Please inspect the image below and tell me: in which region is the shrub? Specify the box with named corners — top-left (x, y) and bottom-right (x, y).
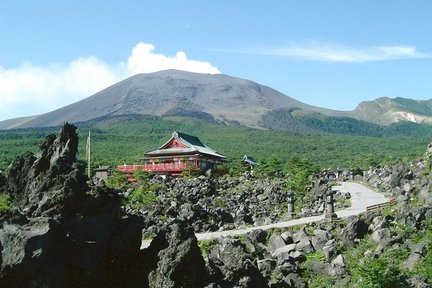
top-left (128, 185), bottom-right (158, 209)
top-left (105, 171), bottom-right (128, 188)
top-left (308, 273), bottom-right (337, 288)
top-left (180, 168), bottom-right (202, 178)
top-left (412, 243), bottom-right (432, 282)
top-left (347, 241), bottom-right (409, 288)
top-left (198, 239), bottom-right (217, 257)
top-left (0, 193), bottom-right (10, 212)
top-left (133, 169), bottom-right (150, 181)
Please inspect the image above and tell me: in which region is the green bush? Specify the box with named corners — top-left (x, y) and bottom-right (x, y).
top-left (350, 254), bottom-right (406, 288)
top-left (308, 273), bottom-right (337, 288)
top-left (0, 193), bottom-right (11, 212)
top-left (412, 243), bottom-right (432, 282)
top-left (198, 239), bottom-right (217, 257)
top-left (133, 169), bottom-right (150, 181)
top-left (180, 167), bottom-right (202, 178)
top-left (105, 171), bottom-right (128, 188)
top-left (128, 185), bottom-right (158, 209)
top-left (346, 239), bottom-right (410, 288)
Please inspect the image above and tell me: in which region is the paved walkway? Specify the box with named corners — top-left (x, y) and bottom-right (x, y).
top-left (141, 182), bottom-right (389, 248)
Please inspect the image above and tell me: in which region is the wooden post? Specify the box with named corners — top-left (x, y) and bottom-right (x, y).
top-left (86, 131), bottom-right (91, 179)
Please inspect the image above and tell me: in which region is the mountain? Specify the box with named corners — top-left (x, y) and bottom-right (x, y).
top-left (1, 70), bottom-right (431, 133)
top-left (352, 97), bottom-right (432, 125)
top-left (0, 70), bottom-right (347, 130)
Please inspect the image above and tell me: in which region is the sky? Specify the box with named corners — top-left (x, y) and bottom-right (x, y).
top-left (0, 0), bottom-right (431, 122)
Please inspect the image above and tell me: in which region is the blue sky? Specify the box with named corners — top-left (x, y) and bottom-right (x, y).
top-left (0, 1), bottom-right (431, 121)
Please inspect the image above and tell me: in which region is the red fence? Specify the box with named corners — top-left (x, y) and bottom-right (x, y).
top-left (117, 162), bottom-right (189, 174)
top-left (117, 165), bottom-right (145, 173)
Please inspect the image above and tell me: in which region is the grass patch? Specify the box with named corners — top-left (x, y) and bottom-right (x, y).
top-left (198, 239), bottom-right (218, 257)
top-left (0, 193), bottom-right (11, 212)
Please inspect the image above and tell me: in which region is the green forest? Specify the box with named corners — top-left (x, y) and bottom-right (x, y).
top-left (0, 115), bottom-right (430, 172)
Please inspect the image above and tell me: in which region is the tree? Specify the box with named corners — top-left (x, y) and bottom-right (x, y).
top-left (255, 156), bottom-right (283, 177)
top-left (133, 169), bottom-right (150, 181)
top-left (285, 157), bottom-right (318, 201)
top-left (105, 171), bottom-right (128, 188)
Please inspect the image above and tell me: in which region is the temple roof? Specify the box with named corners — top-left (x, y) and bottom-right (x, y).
top-left (144, 131), bottom-right (227, 160)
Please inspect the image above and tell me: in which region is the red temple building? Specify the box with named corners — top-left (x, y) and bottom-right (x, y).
top-left (117, 131), bottom-right (228, 176)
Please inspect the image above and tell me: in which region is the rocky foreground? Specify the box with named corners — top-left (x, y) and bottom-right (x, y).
top-left (1, 124), bottom-right (432, 287)
top-left (124, 173), bottom-right (350, 239)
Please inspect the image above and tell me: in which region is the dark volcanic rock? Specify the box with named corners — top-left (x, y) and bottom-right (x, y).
top-left (147, 220), bottom-right (209, 288)
top-left (247, 229), bottom-right (267, 244)
top-left (4, 124), bottom-right (86, 219)
top-left (0, 124), bottom-right (143, 288)
top-left (0, 218), bottom-right (63, 287)
top-left (339, 216), bottom-right (369, 247)
top-left (207, 238), bottom-right (268, 288)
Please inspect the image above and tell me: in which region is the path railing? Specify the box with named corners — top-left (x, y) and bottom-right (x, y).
top-left (366, 198), bottom-right (396, 212)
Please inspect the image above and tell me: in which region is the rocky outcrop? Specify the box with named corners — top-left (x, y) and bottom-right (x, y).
top-left (128, 173), bottom-right (349, 238)
top-left (147, 220), bottom-right (209, 288)
top-left (363, 147), bottom-right (432, 207)
top-left (339, 216), bottom-right (369, 247)
top-left (207, 238), bottom-right (268, 287)
top-left (129, 176), bottom-right (292, 236)
top-left (2, 125), bottom-right (432, 287)
top-left (0, 124), bottom-right (143, 287)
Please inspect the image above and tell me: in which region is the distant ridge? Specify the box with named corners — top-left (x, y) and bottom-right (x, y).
top-left (352, 97), bottom-right (432, 125)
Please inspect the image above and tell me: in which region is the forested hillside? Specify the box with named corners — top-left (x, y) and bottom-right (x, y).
top-left (0, 115), bottom-right (430, 172)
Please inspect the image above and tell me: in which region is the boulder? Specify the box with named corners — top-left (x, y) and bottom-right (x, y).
top-left (257, 258), bottom-right (276, 277)
top-left (280, 231), bottom-right (294, 244)
top-left (339, 217), bottom-right (369, 247)
top-left (323, 242), bottom-right (336, 262)
top-left (267, 234), bottom-right (286, 252)
top-left (295, 239), bottom-right (315, 253)
top-left (248, 229), bottom-right (267, 245)
top-left (281, 273), bottom-right (306, 288)
top-left (288, 250), bottom-right (306, 263)
top-left (403, 241), bottom-right (427, 271)
top-left (148, 221), bottom-right (209, 288)
top-left (293, 227), bottom-right (310, 244)
top-left (369, 215), bottom-right (388, 231)
top-left (306, 260), bottom-right (329, 275)
top-left (371, 228), bottom-right (392, 245)
top-left (207, 238), bottom-right (268, 288)
top-left (329, 254), bottom-right (346, 276)
top-left (271, 244), bottom-right (297, 260)
top-left (406, 275), bottom-right (429, 288)
top-left (311, 229), bottom-right (331, 250)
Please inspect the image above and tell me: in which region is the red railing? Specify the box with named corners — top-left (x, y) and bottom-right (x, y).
top-left (143, 162), bottom-right (188, 172)
top-left (117, 162), bottom-right (189, 174)
top-left (117, 165), bottom-right (145, 173)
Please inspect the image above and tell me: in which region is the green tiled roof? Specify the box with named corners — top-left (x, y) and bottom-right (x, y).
top-left (144, 131), bottom-right (227, 160)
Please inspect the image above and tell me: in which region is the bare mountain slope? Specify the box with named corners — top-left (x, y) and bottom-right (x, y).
top-left (352, 97), bottom-right (432, 125)
top-left (0, 70), bottom-right (346, 129)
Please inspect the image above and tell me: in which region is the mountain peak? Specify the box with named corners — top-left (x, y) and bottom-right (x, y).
top-left (0, 70), bottom-right (341, 129)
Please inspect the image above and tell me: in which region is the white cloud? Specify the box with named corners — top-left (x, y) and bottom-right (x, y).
top-left (0, 57), bottom-right (117, 120)
top-left (260, 44), bottom-right (430, 62)
top-left (0, 42), bottom-right (220, 121)
top-left (126, 42), bottom-right (220, 74)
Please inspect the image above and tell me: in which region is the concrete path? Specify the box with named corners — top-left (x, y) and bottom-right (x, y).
top-left (141, 182), bottom-right (389, 248)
